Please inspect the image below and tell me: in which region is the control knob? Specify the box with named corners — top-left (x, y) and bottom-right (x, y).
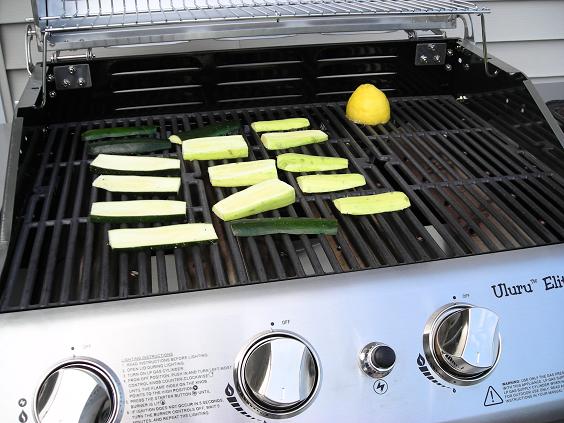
top-left (234, 331), bottom-right (320, 419)
top-left (35, 359), bottom-right (122, 423)
top-left (423, 303), bottom-right (501, 385)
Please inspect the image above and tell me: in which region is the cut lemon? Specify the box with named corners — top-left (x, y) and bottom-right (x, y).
top-left (345, 83), bottom-right (391, 125)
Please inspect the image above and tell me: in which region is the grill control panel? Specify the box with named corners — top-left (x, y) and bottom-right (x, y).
top-left (0, 245), bottom-right (563, 423)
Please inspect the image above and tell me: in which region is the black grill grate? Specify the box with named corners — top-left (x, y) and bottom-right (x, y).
top-left (2, 95), bottom-right (564, 312)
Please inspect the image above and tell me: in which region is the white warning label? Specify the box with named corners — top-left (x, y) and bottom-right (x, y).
top-left (502, 370), bottom-right (564, 403)
top-left (483, 386), bottom-right (503, 406)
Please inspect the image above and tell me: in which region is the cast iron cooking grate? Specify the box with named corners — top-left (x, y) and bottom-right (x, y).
top-left (1, 95), bottom-right (563, 311)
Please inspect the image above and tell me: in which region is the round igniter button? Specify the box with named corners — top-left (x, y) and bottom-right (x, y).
top-left (359, 343), bottom-right (396, 378)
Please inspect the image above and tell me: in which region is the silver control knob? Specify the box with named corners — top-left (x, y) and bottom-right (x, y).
top-left (35, 359), bottom-right (122, 423)
top-left (423, 303), bottom-right (501, 385)
top-left (359, 342), bottom-right (396, 378)
top-left (235, 332), bottom-right (320, 419)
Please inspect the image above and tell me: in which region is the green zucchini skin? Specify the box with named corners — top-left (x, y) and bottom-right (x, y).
top-left (230, 217), bottom-right (338, 236)
top-left (87, 138), bottom-right (170, 155)
top-left (90, 214), bottom-right (185, 224)
top-left (82, 126), bottom-right (158, 142)
top-left (89, 166), bottom-right (180, 176)
top-left (169, 120), bottom-right (241, 144)
top-left (110, 239), bottom-right (217, 251)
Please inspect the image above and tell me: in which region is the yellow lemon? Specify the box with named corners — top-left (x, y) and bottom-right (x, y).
top-left (346, 84), bottom-right (390, 125)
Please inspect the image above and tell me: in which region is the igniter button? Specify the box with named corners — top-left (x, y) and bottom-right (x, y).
top-left (359, 342), bottom-right (396, 378)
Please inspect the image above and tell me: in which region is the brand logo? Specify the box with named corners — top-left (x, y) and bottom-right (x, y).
top-left (491, 275), bottom-right (563, 298)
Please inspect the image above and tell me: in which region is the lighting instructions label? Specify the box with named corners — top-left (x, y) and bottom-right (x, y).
top-left (502, 370), bottom-right (564, 403)
top-left (121, 352), bottom-right (231, 422)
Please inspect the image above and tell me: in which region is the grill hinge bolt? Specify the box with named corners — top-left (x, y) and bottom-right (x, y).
top-left (49, 90), bottom-right (57, 98)
top-left (463, 63), bottom-right (470, 71)
top-left (78, 77), bottom-right (86, 87)
top-left (47, 74), bottom-right (55, 83)
top-left (446, 49), bottom-right (454, 57)
top-left (68, 65), bottom-right (76, 74)
top-left (62, 78), bottom-right (71, 87)
top-left (445, 64), bottom-right (453, 71)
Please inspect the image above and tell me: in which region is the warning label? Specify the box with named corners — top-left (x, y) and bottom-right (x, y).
top-left (483, 386), bottom-right (503, 406)
top-left (502, 370), bottom-right (564, 403)
top-left (121, 352), bottom-right (231, 422)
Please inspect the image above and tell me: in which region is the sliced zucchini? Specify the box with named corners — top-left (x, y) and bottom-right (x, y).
top-left (231, 217), bottom-right (338, 237)
top-left (182, 135), bottom-right (248, 160)
top-left (87, 138), bottom-right (170, 156)
top-left (108, 223), bottom-right (217, 251)
top-left (169, 120), bottom-right (241, 145)
top-left (251, 118), bottom-right (310, 133)
top-left (277, 153), bottom-right (348, 172)
top-left (333, 192), bottom-right (411, 215)
top-left (261, 130), bottom-right (328, 150)
top-left (212, 179), bottom-right (295, 221)
top-left (82, 126), bottom-right (158, 142)
top-left (297, 173), bottom-right (366, 193)
top-left (90, 154), bottom-right (180, 175)
top-left (208, 159), bottom-right (277, 187)
top-left (92, 175), bottom-right (181, 194)
top-left (90, 200), bottom-right (186, 223)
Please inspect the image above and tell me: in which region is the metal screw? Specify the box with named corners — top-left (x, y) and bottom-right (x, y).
top-left (446, 49), bottom-right (454, 56)
top-left (456, 45), bottom-right (464, 52)
top-left (62, 78), bottom-right (71, 87)
top-left (434, 55), bottom-right (441, 62)
top-left (420, 55), bottom-right (428, 63)
top-left (49, 91), bottom-right (57, 98)
top-left (463, 63), bottom-right (470, 71)
top-left (428, 44), bottom-right (436, 51)
top-left (68, 65), bottom-right (76, 74)
top-left (445, 64), bottom-right (453, 71)
top-left (78, 77), bottom-right (86, 87)
top-left (46, 74), bottom-right (55, 82)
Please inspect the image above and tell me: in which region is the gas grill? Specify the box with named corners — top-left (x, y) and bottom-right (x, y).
top-left (1, 1), bottom-right (564, 422)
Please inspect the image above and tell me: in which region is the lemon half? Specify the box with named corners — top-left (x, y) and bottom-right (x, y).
top-left (346, 84), bottom-right (390, 125)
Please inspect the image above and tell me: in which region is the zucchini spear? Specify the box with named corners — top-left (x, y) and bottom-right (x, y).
top-left (87, 138), bottom-right (170, 156)
top-left (92, 175), bottom-right (181, 194)
top-left (297, 173), bottom-right (366, 193)
top-left (333, 192), bottom-right (411, 215)
top-left (82, 126), bottom-right (158, 142)
top-left (169, 120), bottom-right (241, 145)
top-left (90, 154), bottom-right (180, 175)
top-left (260, 130), bottom-right (328, 150)
top-left (251, 118), bottom-right (310, 133)
top-left (231, 217), bottom-right (338, 237)
top-left (212, 179), bottom-right (295, 221)
top-left (90, 200), bottom-right (186, 223)
top-left (182, 135), bottom-right (248, 160)
top-left (208, 159), bottom-right (277, 187)
top-left (277, 153), bottom-right (348, 172)
top-left (108, 223), bottom-right (217, 251)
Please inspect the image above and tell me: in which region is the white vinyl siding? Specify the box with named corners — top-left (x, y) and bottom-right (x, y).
top-left (1, 0), bottom-right (564, 114)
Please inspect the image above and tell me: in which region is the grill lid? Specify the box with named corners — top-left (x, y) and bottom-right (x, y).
top-left (33, 0), bottom-right (489, 50)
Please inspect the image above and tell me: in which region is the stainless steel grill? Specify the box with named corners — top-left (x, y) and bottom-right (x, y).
top-left (39, 0), bottom-right (487, 30)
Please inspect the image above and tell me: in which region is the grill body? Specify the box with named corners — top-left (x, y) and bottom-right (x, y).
top-left (0, 36), bottom-right (563, 423)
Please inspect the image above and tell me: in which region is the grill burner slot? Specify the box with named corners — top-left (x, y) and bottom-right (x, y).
top-left (1, 96), bottom-right (563, 312)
